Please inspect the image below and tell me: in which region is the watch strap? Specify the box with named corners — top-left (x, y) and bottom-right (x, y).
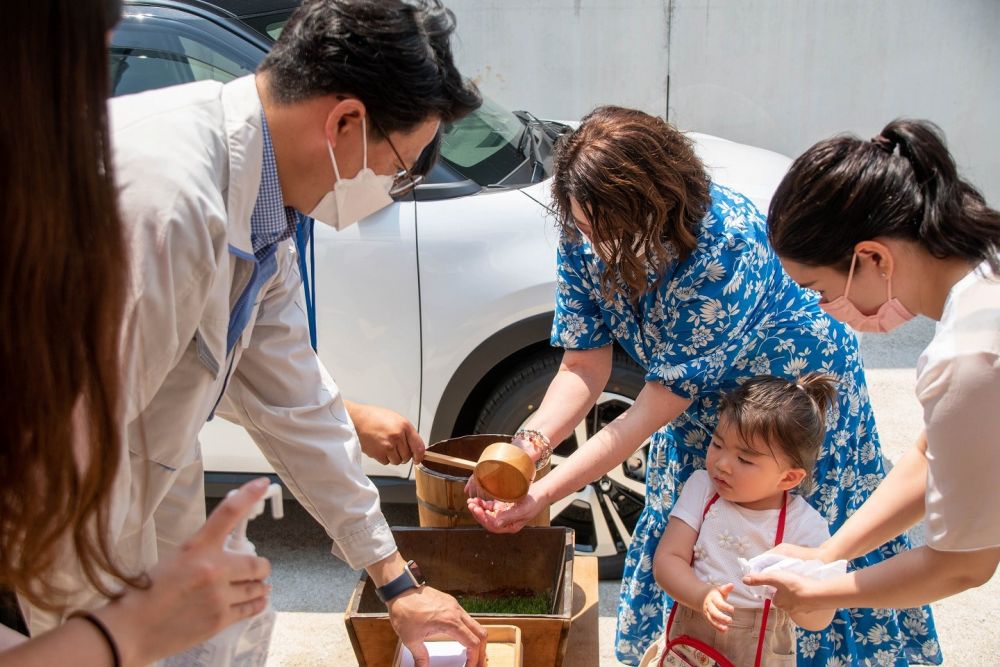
top-left (375, 560), bottom-right (424, 603)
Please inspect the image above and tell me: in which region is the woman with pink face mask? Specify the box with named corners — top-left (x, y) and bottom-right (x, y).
top-left (749, 119), bottom-right (1000, 618)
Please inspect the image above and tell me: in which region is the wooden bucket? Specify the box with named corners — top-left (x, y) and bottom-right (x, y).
top-left (416, 434), bottom-right (550, 527)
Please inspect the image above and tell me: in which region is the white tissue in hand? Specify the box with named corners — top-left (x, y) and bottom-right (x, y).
top-left (738, 552), bottom-right (848, 599)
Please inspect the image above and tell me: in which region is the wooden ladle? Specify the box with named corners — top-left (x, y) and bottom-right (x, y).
top-left (422, 442), bottom-right (536, 502)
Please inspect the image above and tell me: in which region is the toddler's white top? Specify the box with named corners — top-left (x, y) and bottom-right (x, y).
top-left (669, 470), bottom-right (830, 608)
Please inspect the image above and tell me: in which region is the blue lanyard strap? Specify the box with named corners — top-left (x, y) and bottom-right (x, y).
top-left (294, 214), bottom-right (318, 351)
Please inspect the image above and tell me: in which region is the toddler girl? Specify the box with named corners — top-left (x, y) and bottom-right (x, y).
top-left (641, 373), bottom-right (838, 667)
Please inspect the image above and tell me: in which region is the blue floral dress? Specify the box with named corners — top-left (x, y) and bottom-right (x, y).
top-left (551, 184), bottom-right (942, 667)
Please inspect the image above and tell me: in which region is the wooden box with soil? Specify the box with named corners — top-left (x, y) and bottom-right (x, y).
top-left (345, 527), bottom-right (575, 667)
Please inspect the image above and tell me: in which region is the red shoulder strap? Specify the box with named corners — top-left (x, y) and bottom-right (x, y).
top-left (702, 493), bottom-right (721, 519)
top-left (666, 493), bottom-right (722, 639)
top-left (774, 490), bottom-right (788, 545)
top-left (753, 491), bottom-right (788, 667)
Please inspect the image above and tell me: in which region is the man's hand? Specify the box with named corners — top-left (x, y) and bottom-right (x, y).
top-left (702, 583), bottom-right (735, 632)
top-left (345, 401), bottom-right (425, 465)
top-left (387, 585), bottom-right (487, 667)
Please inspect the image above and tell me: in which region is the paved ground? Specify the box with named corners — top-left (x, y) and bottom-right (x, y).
top-left (258, 315), bottom-right (1000, 665)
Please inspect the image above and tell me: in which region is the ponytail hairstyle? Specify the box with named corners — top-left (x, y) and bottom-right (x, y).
top-left (551, 106), bottom-right (711, 303)
top-left (717, 373), bottom-right (839, 492)
top-left (767, 119), bottom-right (1000, 274)
top-left (0, 0), bottom-right (143, 610)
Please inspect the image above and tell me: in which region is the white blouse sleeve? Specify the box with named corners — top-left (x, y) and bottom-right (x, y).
top-left (918, 351), bottom-right (1000, 551)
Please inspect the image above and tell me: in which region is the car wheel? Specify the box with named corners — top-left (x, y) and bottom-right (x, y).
top-left (473, 348), bottom-right (649, 579)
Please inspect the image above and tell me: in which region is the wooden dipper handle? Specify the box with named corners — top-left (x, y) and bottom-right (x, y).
top-left (422, 450), bottom-right (477, 471)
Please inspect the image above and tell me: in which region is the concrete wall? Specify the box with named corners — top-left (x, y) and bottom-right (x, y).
top-left (444, 1), bottom-right (670, 120)
top-left (445, 0), bottom-right (1000, 205)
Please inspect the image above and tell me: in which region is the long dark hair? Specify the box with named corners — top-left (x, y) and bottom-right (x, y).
top-left (0, 0), bottom-right (138, 610)
top-left (768, 118), bottom-right (1000, 274)
top-left (551, 106), bottom-right (711, 302)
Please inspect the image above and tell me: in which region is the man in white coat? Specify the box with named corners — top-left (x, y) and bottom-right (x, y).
top-left (30, 1), bottom-right (487, 664)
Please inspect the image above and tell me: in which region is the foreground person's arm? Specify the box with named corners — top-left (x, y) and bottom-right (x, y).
top-left (0, 626), bottom-right (26, 651)
top-left (824, 433), bottom-right (929, 563)
top-left (0, 479), bottom-right (272, 667)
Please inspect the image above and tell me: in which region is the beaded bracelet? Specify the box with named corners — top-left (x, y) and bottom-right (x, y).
top-left (514, 428), bottom-right (552, 470)
top-left (68, 610), bottom-right (121, 667)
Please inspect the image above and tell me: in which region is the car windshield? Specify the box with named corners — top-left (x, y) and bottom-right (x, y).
top-left (440, 97), bottom-right (532, 186)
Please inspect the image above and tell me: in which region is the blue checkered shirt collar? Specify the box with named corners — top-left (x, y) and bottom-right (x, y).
top-left (250, 111), bottom-right (298, 259)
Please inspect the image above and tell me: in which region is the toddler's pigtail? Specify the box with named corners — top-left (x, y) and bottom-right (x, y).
top-left (796, 372), bottom-right (838, 424)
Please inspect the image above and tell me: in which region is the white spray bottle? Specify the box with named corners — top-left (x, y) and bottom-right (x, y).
top-left (162, 483), bottom-right (283, 667)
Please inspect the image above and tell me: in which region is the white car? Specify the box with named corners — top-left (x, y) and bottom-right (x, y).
top-left (113, 0), bottom-right (791, 577)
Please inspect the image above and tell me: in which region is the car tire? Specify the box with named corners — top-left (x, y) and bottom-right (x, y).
top-left (473, 347), bottom-right (650, 580)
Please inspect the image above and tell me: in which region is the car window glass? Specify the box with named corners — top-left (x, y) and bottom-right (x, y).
top-left (177, 35), bottom-right (248, 82)
top-left (441, 97), bottom-right (523, 169)
top-left (265, 20), bottom-right (288, 39)
top-left (439, 97), bottom-right (527, 186)
top-left (237, 11), bottom-right (291, 40)
top-left (110, 7), bottom-right (256, 96)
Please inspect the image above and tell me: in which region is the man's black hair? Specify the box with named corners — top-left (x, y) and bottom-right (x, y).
top-left (259, 0), bottom-right (482, 135)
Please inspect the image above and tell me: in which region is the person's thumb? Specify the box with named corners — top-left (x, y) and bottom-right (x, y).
top-left (191, 477), bottom-right (269, 548)
top-left (719, 582), bottom-right (735, 597)
top-left (406, 640), bottom-right (430, 667)
top-left (407, 423), bottom-right (427, 464)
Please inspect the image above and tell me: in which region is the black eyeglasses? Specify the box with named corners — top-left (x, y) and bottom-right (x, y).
top-left (370, 117), bottom-right (424, 198)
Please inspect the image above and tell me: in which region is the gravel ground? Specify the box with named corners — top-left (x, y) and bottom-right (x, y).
top-left (258, 315), bottom-right (1000, 666)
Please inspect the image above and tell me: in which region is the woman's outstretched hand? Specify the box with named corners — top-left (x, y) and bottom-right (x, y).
top-left (741, 570), bottom-right (821, 616)
top-left (466, 491), bottom-right (541, 534)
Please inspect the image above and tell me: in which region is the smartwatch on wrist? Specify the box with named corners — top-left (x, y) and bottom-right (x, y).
top-left (375, 559), bottom-right (426, 603)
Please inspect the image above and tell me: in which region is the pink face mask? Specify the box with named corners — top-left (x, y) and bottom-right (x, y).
top-left (819, 253), bottom-right (915, 333)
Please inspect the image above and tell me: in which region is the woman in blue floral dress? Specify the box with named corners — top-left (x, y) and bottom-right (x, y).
top-left (468, 107), bottom-right (940, 666)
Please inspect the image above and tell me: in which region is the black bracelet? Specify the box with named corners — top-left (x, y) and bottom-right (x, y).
top-left (68, 610), bottom-right (122, 667)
